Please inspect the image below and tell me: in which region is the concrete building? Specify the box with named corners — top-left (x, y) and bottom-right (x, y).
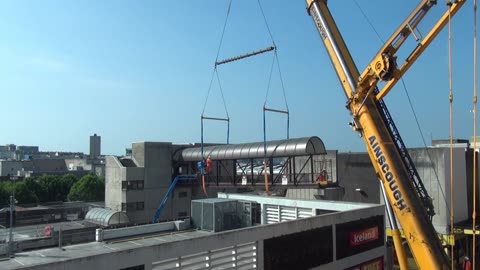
top-left (0, 159), bottom-right (63, 177)
top-left (432, 139), bottom-right (470, 148)
top-left (387, 147), bottom-right (469, 234)
top-left (0, 194), bottom-right (385, 270)
top-left (0, 158), bottom-right (99, 178)
top-left (0, 144), bottom-right (39, 160)
top-left (0, 144), bottom-right (17, 160)
top-left (106, 142), bottom-right (192, 224)
top-left (65, 157), bottom-right (105, 177)
top-left (106, 138), bottom-right (334, 224)
top-left (308, 147), bottom-right (471, 234)
top-left (0, 160), bottom-right (23, 177)
top-left (90, 134), bottom-right (101, 158)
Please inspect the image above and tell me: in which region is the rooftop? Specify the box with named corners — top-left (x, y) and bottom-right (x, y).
top-left (0, 194), bottom-right (383, 270)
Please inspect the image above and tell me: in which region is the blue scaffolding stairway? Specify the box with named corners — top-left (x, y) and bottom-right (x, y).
top-left (152, 175), bottom-right (197, 223)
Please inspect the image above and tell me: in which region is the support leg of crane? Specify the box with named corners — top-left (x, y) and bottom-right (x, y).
top-left (380, 180), bottom-right (409, 270)
top-left (392, 229), bottom-right (409, 270)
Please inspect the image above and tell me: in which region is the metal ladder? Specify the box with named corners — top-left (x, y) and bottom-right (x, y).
top-left (375, 91), bottom-right (435, 218)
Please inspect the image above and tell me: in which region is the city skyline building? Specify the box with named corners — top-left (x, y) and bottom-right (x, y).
top-left (90, 134), bottom-right (101, 158)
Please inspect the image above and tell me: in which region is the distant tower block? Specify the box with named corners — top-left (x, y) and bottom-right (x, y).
top-left (90, 134), bottom-right (101, 158)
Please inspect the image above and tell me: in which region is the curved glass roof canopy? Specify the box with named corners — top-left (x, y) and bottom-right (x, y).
top-left (85, 208), bottom-right (129, 227)
top-left (181, 136), bottom-right (326, 161)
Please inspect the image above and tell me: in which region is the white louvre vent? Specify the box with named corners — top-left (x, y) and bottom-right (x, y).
top-left (152, 242), bottom-right (258, 270)
top-left (265, 204), bottom-right (314, 224)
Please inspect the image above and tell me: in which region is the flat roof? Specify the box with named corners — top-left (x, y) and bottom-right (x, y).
top-left (217, 193), bottom-right (377, 212)
top-left (0, 230), bottom-right (214, 270)
top-left (0, 221), bottom-right (96, 241)
top-left (0, 202), bottom-right (384, 270)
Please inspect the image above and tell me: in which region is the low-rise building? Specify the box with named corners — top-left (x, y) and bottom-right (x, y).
top-left (0, 194), bottom-right (385, 270)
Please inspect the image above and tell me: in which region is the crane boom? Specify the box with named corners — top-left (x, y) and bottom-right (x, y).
top-left (305, 0), bottom-right (465, 269)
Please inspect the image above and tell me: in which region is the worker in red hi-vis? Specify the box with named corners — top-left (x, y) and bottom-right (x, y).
top-left (463, 256), bottom-right (471, 270)
top-left (206, 156), bottom-right (213, 174)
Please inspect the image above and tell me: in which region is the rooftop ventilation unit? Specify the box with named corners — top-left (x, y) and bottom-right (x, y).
top-left (191, 198), bottom-right (254, 232)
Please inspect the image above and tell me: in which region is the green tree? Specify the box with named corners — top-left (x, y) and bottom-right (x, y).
top-left (14, 181), bottom-right (39, 204)
top-left (61, 174), bottom-right (78, 190)
top-left (38, 175), bottom-right (70, 202)
top-left (23, 177), bottom-right (46, 202)
top-left (68, 174), bottom-right (104, 202)
top-left (0, 182), bottom-right (11, 207)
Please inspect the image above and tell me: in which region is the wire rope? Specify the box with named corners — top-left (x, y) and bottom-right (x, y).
top-left (215, 68), bottom-right (230, 121)
top-left (472, 0), bottom-right (478, 267)
top-left (257, 0), bottom-right (276, 47)
top-left (200, 0), bottom-right (233, 197)
top-left (256, 0), bottom-right (290, 194)
top-left (215, 0), bottom-right (233, 63)
top-left (263, 53), bottom-right (276, 107)
top-left (202, 70), bottom-right (217, 115)
top-left (447, 3), bottom-right (454, 268)
top-left (400, 78), bottom-right (450, 215)
top-left (274, 51), bottom-right (290, 114)
top-left (353, 0), bottom-right (384, 44)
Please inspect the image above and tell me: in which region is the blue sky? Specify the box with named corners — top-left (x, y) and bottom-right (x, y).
top-left (0, 1), bottom-right (476, 155)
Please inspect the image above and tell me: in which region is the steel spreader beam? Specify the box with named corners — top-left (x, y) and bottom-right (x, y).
top-left (215, 46), bottom-right (275, 66)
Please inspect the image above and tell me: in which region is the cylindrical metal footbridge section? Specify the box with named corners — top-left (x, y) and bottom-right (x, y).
top-left (181, 136), bottom-right (326, 161)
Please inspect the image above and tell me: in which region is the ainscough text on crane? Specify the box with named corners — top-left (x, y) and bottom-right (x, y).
top-left (369, 135), bottom-right (407, 211)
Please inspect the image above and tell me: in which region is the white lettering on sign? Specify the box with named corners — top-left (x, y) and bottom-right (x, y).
top-left (349, 226), bottom-right (379, 247)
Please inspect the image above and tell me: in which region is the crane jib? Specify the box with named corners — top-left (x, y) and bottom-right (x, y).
top-left (369, 135), bottom-right (407, 211)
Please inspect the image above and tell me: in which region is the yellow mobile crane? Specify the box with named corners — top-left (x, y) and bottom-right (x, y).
top-left (305, 0), bottom-right (465, 269)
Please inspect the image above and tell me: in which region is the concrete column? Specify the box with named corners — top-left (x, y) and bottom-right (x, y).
top-left (257, 240), bottom-right (264, 270)
top-left (260, 204), bottom-right (266, 225)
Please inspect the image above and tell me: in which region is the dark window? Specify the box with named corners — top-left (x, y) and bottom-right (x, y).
top-left (123, 202), bottom-right (144, 212)
top-left (125, 180), bottom-right (144, 190)
top-left (178, 211), bottom-right (188, 217)
top-left (178, 191), bottom-right (188, 198)
top-left (126, 202), bottom-right (135, 211)
top-left (122, 181), bottom-right (127, 190)
top-left (128, 181), bottom-right (137, 189)
top-left (264, 226), bottom-right (333, 270)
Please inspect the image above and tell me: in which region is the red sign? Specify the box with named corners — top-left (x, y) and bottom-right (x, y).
top-left (349, 226), bottom-right (379, 247)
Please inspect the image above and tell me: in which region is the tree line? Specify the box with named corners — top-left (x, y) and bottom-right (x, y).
top-left (0, 173), bottom-right (105, 207)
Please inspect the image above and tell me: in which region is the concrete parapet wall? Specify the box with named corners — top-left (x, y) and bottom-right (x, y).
top-left (96, 219), bottom-right (190, 242)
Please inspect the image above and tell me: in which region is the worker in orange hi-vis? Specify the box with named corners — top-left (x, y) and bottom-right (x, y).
top-left (463, 256), bottom-right (471, 270)
top-left (206, 156), bottom-right (213, 174)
